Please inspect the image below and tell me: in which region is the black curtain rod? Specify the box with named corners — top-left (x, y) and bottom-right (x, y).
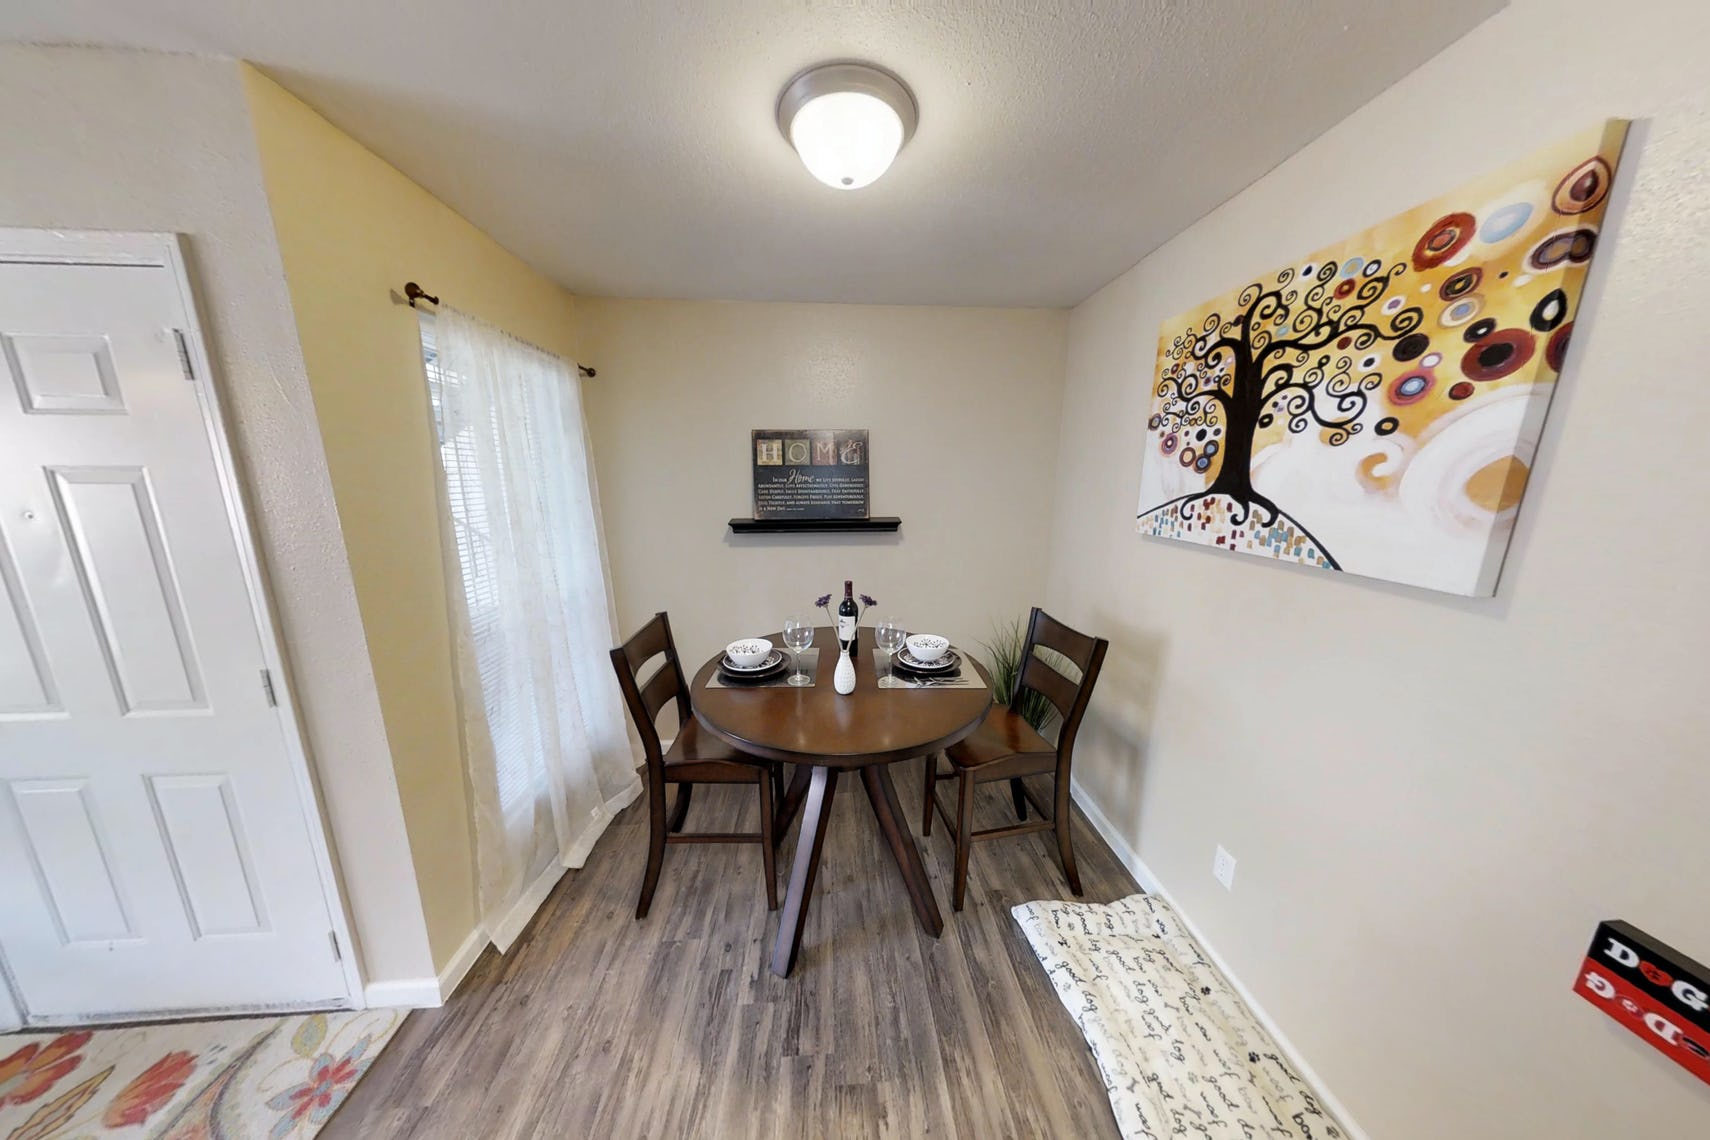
top-left (404, 282), bottom-right (596, 378)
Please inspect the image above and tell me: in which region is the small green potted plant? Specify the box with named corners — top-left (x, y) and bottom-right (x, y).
top-left (981, 617), bottom-right (1056, 733)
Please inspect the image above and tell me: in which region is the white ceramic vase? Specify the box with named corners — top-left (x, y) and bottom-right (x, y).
top-left (833, 642), bottom-right (857, 695)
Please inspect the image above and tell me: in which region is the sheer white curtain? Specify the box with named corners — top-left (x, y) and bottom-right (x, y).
top-left (424, 305), bottom-right (640, 952)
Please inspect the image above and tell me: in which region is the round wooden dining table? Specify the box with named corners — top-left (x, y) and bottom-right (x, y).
top-left (692, 628), bottom-right (992, 977)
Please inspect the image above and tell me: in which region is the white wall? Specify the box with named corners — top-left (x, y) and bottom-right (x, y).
top-left (0, 46), bottom-right (436, 990)
top-left (1047, 1), bottom-right (1710, 1137)
top-left (580, 299), bottom-right (1068, 673)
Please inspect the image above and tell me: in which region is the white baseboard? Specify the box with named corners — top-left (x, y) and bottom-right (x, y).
top-left (489, 859), bottom-right (567, 952)
top-left (1068, 777), bottom-right (1373, 1140)
top-left (565, 776), bottom-right (643, 869)
top-left (1068, 778), bottom-right (1163, 895)
top-left (360, 914), bottom-right (498, 1009)
top-left (362, 975), bottom-right (443, 1010)
top-left (435, 926), bottom-right (488, 1003)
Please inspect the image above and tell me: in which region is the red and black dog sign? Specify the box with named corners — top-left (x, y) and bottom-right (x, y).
top-left (1573, 920), bottom-right (1709, 1085)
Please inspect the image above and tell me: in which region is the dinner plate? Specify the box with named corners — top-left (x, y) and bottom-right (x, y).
top-left (722, 649), bottom-right (785, 673)
top-left (893, 661), bottom-right (960, 682)
top-left (719, 655), bottom-right (789, 683)
top-left (896, 646), bottom-right (964, 673)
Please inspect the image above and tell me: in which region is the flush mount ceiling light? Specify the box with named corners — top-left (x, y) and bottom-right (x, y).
top-left (777, 62), bottom-right (918, 190)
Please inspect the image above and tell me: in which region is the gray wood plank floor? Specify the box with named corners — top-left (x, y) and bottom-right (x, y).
top-left (327, 757), bottom-right (1136, 1139)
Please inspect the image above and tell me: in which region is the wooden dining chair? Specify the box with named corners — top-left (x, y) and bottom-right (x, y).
top-left (922, 607), bottom-right (1108, 910)
top-left (610, 612), bottom-right (780, 918)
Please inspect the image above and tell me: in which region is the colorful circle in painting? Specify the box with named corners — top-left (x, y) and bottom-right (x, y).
top-left (1412, 212), bottom-right (1476, 271)
top-left (1525, 227), bottom-right (1597, 273)
top-left (1479, 201), bottom-right (1534, 243)
top-left (1374, 417), bottom-right (1400, 436)
top-left (1389, 371), bottom-right (1433, 405)
top-left (1530, 288), bottom-right (1569, 331)
top-left (1448, 380), bottom-right (1476, 401)
top-left (1464, 317), bottom-right (1498, 343)
top-left (1439, 266), bottom-right (1483, 301)
top-left (1439, 295), bottom-right (1484, 328)
top-left (1161, 432), bottom-right (1179, 456)
top-left (1552, 156), bottom-right (1613, 215)
top-left (1393, 332), bottom-right (1431, 362)
top-left (1461, 329), bottom-right (1536, 382)
top-left (1545, 322), bottom-right (1574, 372)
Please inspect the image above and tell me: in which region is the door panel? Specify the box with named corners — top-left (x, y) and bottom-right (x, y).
top-left (9, 779), bottom-right (134, 943)
top-left (0, 258), bottom-right (347, 1021)
top-left (146, 773), bottom-right (268, 937)
top-left (3, 333), bottom-right (127, 414)
top-left (47, 466), bottom-right (206, 714)
top-left (0, 529), bottom-right (59, 717)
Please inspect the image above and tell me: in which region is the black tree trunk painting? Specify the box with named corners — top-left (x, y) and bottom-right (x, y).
top-left (1133, 121), bottom-right (1626, 596)
top-left (1143, 258), bottom-right (1425, 566)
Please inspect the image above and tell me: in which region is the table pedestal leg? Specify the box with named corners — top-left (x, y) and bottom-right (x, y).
top-left (770, 765), bottom-right (837, 978)
top-left (860, 763), bottom-right (944, 937)
top-left (774, 762), bottom-right (811, 843)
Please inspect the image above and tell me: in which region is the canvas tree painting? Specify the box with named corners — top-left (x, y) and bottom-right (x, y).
top-left (1136, 120), bottom-right (1628, 596)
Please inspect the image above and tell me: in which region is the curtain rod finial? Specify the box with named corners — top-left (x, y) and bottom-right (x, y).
top-left (404, 281), bottom-right (439, 308)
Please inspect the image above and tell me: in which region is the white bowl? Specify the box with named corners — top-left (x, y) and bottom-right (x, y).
top-left (905, 634), bottom-right (950, 663)
top-left (725, 638), bottom-right (773, 668)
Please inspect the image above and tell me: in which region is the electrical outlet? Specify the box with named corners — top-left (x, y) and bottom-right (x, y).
top-left (1212, 845), bottom-right (1237, 891)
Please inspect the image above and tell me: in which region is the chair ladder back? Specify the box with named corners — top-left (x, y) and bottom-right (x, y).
top-left (637, 664), bottom-right (680, 725)
top-left (615, 611), bottom-right (672, 672)
top-left (609, 612), bottom-right (690, 770)
top-left (1016, 607), bottom-right (1109, 770)
top-left (1015, 651), bottom-right (1080, 723)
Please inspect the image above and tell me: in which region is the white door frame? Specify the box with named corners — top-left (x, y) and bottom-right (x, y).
top-left (0, 228), bottom-right (364, 1026)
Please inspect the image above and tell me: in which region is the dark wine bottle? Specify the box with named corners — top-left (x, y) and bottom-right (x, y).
top-left (838, 579), bottom-right (859, 651)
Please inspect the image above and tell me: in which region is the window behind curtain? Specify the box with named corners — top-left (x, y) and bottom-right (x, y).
top-left (419, 314), bottom-right (538, 825)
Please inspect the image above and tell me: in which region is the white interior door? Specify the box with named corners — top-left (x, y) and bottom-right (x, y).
top-left (0, 247), bottom-right (349, 1023)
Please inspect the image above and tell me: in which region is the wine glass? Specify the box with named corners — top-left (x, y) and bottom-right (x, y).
top-left (782, 616), bottom-right (814, 687)
top-left (874, 618), bottom-right (906, 688)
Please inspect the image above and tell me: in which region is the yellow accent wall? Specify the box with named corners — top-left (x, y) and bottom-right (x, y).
top-left (241, 66), bottom-right (581, 970)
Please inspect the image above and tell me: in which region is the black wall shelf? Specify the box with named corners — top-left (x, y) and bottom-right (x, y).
top-left (728, 516), bottom-right (901, 534)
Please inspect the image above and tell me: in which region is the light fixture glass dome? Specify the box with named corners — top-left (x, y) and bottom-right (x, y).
top-left (778, 63), bottom-right (917, 191)
top-left (790, 91), bottom-right (904, 190)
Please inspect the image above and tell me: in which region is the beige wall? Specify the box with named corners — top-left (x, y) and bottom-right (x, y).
top-left (243, 68), bottom-right (584, 971)
top-left (0, 47), bottom-right (436, 987)
top-left (579, 299), bottom-right (1068, 677)
top-left (1047, 1), bottom-right (1710, 1136)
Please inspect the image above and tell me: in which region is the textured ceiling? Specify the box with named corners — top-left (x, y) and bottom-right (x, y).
top-left (3, 1), bottom-right (1501, 306)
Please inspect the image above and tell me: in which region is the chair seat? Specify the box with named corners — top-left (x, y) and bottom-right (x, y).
top-left (663, 718), bottom-right (771, 783)
top-left (945, 707), bottom-right (1054, 776)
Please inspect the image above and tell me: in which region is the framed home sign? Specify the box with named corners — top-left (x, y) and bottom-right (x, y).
top-left (751, 428), bottom-right (870, 520)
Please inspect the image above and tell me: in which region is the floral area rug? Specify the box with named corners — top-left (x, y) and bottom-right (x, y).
top-left (0, 1008), bottom-right (402, 1140)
